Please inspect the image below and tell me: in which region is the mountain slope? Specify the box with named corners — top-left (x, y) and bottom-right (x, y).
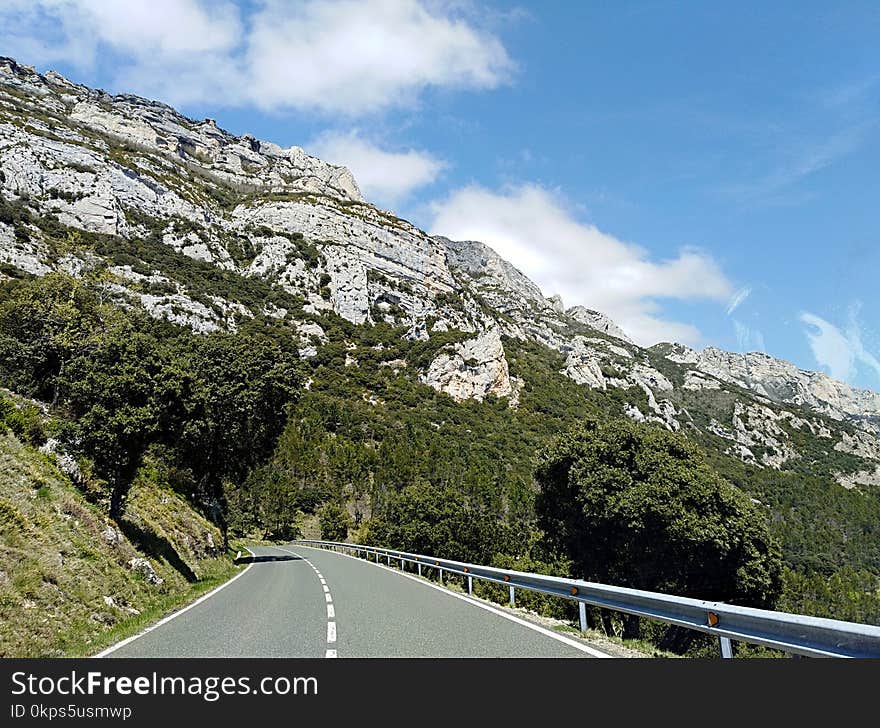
top-left (0, 410), bottom-right (234, 657)
top-left (1, 56), bottom-right (878, 493)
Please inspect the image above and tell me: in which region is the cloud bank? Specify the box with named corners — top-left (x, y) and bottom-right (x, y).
top-left (309, 131), bottom-right (445, 208)
top-left (428, 183), bottom-right (733, 347)
top-left (0, 0), bottom-right (513, 115)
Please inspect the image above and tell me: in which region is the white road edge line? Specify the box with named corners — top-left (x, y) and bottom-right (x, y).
top-left (296, 545), bottom-right (611, 659)
top-left (324, 593), bottom-right (333, 603)
top-left (327, 622), bottom-right (337, 643)
top-left (94, 547), bottom-right (257, 658)
top-left (325, 649), bottom-right (337, 658)
top-left (327, 604), bottom-right (335, 619)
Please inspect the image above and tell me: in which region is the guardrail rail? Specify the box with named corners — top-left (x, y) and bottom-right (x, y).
top-left (292, 539), bottom-right (880, 658)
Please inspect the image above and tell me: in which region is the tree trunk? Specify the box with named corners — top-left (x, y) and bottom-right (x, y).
top-left (600, 609), bottom-right (616, 637)
top-left (109, 482), bottom-right (125, 521)
top-left (622, 613), bottom-right (641, 640)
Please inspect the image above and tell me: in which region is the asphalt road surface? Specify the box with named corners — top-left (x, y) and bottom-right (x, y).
top-left (104, 544), bottom-right (605, 658)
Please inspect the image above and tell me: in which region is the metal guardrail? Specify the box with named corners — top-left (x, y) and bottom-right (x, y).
top-left (292, 539), bottom-right (880, 658)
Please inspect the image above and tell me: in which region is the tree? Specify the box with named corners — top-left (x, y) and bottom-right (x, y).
top-left (0, 273), bottom-right (104, 403)
top-left (365, 480), bottom-right (512, 563)
top-left (318, 501), bottom-right (352, 541)
top-left (173, 331), bottom-right (301, 546)
top-left (535, 420), bottom-right (782, 639)
top-left (228, 465), bottom-right (302, 541)
top-left (60, 322), bottom-right (169, 519)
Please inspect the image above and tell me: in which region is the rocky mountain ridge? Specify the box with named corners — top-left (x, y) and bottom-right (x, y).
top-left (1, 57), bottom-right (878, 488)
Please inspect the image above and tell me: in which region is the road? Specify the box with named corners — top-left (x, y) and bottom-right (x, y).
top-left (104, 544), bottom-right (605, 658)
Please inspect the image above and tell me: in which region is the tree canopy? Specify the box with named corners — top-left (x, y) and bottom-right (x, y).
top-left (366, 480), bottom-right (515, 564)
top-left (0, 274), bottom-right (302, 529)
top-left (535, 419), bottom-right (783, 608)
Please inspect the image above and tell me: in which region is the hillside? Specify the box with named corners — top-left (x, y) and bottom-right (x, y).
top-left (1, 57), bottom-right (880, 640)
top-left (0, 395), bottom-right (235, 656)
top-left (1, 56), bottom-right (877, 483)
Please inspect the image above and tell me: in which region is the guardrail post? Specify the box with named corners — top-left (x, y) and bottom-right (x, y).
top-left (579, 602), bottom-right (587, 633)
top-left (439, 568), bottom-right (443, 584)
top-left (509, 585), bottom-right (515, 607)
top-left (387, 553), bottom-right (391, 565)
top-left (468, 575), bottom-right (473, 595)
top-left (720, 637), bottom-right (733, 659)
top-left (417, 563), bottom-right (422, 577)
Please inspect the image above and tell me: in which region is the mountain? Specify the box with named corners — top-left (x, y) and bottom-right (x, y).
top-left (1, 56), bottom-right (878, 491)
top-left (4, 56), bottom-right (880, 649)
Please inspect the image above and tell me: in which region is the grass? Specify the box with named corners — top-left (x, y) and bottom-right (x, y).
top-left (552, 624), bottom-right (680, 658)
top-left (68, 555), bottom-right (239, 657)
top-left (0, 430), bottom-right (239, 657)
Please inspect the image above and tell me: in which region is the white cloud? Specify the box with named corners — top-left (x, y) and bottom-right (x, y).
top-left (0, 0), bottom-right (513, 115)
top-left (309, 131), bottom-right (445, 208)
top-left (0, 0), bottom-right (240, 66)
top-left (428, 183), bottom-right (733, 347)
top-left (726, 286), bottom-right (752, 316)
top-left (800, 306), bottom-right (880, 384)
top-left (244, 0), bottom-right (513, 114)
top-left (733, 320), bottom-right (765, 353)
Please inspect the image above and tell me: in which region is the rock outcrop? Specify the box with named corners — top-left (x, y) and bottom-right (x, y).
top-left (422, 328), bottom-right (514, 403)
top-left (665, 345), bottom-right (880, 433)
top-left (1, 56), bottom-right (879, 487)
top-left (567, 306), bottom-right (633, 343)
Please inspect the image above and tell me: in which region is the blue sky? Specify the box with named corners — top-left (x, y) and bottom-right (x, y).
top-left (2, 1), bottom-right (879, 390)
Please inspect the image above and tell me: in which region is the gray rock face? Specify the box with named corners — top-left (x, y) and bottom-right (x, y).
top-left (668, 345), bottom-right (880, 431)
top-left (101, 526), bottom-right (122, 547)
top-left (127, 557), bottom-right (163, 585)
top-left (422, 328), bottom-right (514, 403)
top-left (567, 306), bottom-right (633, 343)
top-left (683, 370), bottom-right (722, 391)
top-left (2, 56), bottom-right (878, 485)
top-left (836, 465), bottom-right (880, 490)
top-left (836, 430), bottom-right (880, 460)
top-left (0, 223), bottom-right (52, 275)
top-left (38, 438), bottom-right (81, 482)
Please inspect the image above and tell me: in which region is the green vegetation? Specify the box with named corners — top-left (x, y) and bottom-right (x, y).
top-left (535, 419), bottom-right (782, 607)
top-left (318, 501), bottom-right (352, 541)
top-left (0, 429), bottom-right (237, 657)
top-left (2, 175), bottom-right (879, 655)
top-left (0, 274), bottom-right (302, 539)
top-left (365, 482), bottom-right (515, 563)
top-left (535, 419), bottom-right (782, 647)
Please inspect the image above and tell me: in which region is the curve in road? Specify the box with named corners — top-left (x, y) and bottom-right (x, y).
top-left (100, 544), bottom-right (607, 658)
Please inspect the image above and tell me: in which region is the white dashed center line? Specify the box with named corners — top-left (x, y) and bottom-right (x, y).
top-left (274, 546), bottom-right (339, 659)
